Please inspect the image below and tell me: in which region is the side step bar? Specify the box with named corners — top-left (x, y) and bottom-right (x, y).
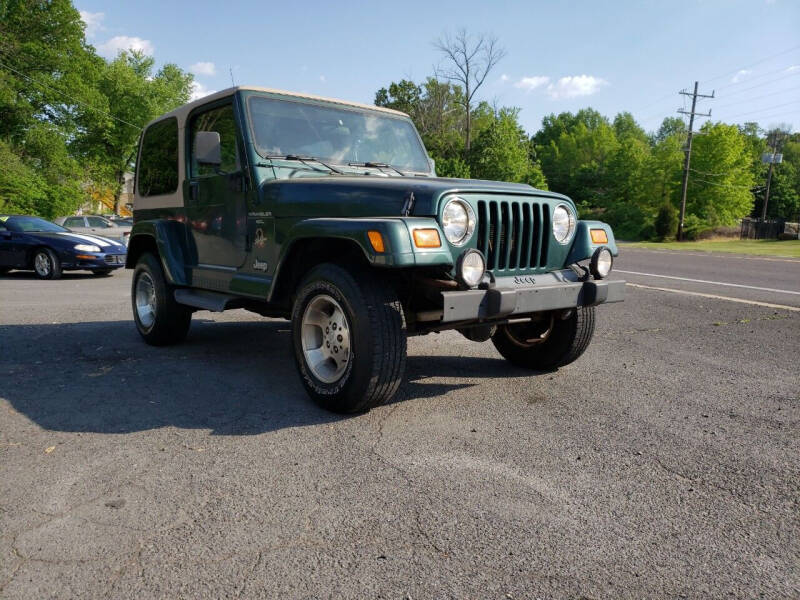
top-left (174, 289), bottom-right (238, 312)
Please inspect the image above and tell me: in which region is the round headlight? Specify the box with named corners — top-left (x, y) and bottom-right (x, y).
top-left (590, 247), bottom-right (613, 279)
top-left (442, 197), bottom-right (476, 246)
top-left (552, 204), bottom-right (576, 244)
top-left (456, 249), bottom-right (486, 288)
top-left (74, 244), bottom-right (101, 253)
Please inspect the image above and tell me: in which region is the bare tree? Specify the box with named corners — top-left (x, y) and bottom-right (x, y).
top-left (433, 29), bottom-right (506, 154)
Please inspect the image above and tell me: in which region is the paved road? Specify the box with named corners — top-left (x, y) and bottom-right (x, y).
top-left (1, 251), bottom-right (798, 599)
top-left (617, 245), bottom-right (800, 308)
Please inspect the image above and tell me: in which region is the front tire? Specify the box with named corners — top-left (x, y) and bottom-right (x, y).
top-left (32, 248), bottom-right (62, 280)
top-left (491, 307), bottom-right (595, 371)
top-left (291, 263), bottom-right (407, 413)
top-left (131, 253), bottom-right (191, 346)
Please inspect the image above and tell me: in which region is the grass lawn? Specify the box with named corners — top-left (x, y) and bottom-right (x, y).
top-left (621, 238), bottom-right (800, 258)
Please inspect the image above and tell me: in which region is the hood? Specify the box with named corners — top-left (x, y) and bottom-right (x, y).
top-left (29, 231), bottom-right (127, 251)
top-left (259, 176), bottom-right (571, 218)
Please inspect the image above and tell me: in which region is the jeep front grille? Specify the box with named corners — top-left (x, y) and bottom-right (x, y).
top-left (476, 200), bottom-right (550, 271)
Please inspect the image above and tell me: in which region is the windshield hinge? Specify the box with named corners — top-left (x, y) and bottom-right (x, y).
top-left (401, 191), bottom-right (415, 216)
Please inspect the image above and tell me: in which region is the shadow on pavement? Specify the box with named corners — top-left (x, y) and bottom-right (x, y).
top-left (1, 270), bottom-right (115, 280)
top-left (1, 319), bottom-right (529, 435)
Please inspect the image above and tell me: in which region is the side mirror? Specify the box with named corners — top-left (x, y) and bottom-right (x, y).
top-left (195, 131), bottom-right (222, 165)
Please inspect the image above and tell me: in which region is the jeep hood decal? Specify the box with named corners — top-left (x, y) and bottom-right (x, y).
top-left (259, 176), bottom-right (568, 218)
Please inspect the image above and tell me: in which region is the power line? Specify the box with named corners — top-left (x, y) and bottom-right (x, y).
top-left (713, 85), bottom-right (800, 109)
top-left (714, 64), bottom-right (800, 91)
top-left (720, 100), bottom-right (799, 120)
top-left (716, 70), bottom-right (800, 98)
top-left (701, 44), bottom-right (800, 85)
top-left (634, 44), bottom-right (800, 125)
top-left (0, 59), bottom-right (143, 131)
top-left (690, 177), bottom-right (762, 189)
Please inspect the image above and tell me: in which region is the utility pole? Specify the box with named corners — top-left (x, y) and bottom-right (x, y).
top-left (676, 81), bottom-right (714, 241)
top-left (760, 132), bottom-right (783, 222)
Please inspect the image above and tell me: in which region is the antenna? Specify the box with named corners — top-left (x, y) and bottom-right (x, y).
top-left (229, 67), bottom-right (235, 87)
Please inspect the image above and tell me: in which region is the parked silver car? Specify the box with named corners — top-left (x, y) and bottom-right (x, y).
top-left (54, 215), bottom-right (131, 246)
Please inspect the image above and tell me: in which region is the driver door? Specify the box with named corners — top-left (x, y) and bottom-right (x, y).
top-left (184, 100), bottom-right (248, 271)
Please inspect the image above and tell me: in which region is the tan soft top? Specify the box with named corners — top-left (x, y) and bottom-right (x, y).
top-left (145, 85), bottom-right (408, 130)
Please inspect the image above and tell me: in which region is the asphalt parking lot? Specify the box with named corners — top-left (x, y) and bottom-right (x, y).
top-left (1, 249), bottom-right (798, 599)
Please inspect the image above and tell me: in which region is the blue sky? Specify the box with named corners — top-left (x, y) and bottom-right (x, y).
top-left (78, 0), bottom-right (800, 134)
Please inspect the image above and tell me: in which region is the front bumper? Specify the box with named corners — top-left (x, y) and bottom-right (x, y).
top-left (441, 269), bottom-right (625, 323)
top-left (60, 252), bottom-right (127, 270)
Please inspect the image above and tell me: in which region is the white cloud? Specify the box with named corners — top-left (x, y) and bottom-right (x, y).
top-left (190, 61), bottom-right (216, 76)
top-left (79, 10), bottom-right (104, 38)
top-left (499, 73), bottom-right (510, 83)
top-left (514, 75), bottom-right (550, 92)
top-left (546, 75), bottom-right (608, 99)
top-left (319, 75), bottom-right (326, 82)
top-left (190, 81), bottom-right (217, 101)
top-left (731, 69), bottom-right (751, 83)
top-left (786, 65), bottom-right (800, 72)
top-left (97, 36), bottom-right (154, 59)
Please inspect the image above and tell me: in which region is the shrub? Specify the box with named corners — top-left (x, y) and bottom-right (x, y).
top-left (654, 203), bottom-right (678, 240)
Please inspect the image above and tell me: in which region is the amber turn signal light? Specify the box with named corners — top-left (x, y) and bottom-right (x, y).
top-left (367, 230), bottom-right (385, 253)
top-left (590, 229), bottom-right (608, 244)
top-left (412, 228), bottom-right (441, 248)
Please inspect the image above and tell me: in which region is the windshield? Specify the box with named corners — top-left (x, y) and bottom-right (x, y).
top-left (4, 216), bottom-right (68, 233)
top-left (247, 96), bottom-right (431, 173)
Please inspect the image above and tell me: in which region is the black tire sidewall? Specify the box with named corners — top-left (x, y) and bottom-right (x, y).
top-left (131, 253), bottom-right (190, 345)
top-left (292, 270), bottom-right (365, 409)
top-left (33, 248), bottom-right (60, 280)
top-left (492, 307), bottom-right (594, 370)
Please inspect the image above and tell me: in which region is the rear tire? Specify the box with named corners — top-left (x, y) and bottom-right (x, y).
top-left (491, 307), bottom-right (595, 370)
top-left (131, 253), bottom-right (191, 346)
top-left (32, 248), bottom-right (62, 280)
top-left (291, 263), bottom-right (407, 413)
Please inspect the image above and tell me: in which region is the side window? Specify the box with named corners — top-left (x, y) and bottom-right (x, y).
top-left (190, 104), bottom-right (240, 177)
top-left (87, 217), bottom-right (111, 227)
top-left (64, 217), bottom-right (85, 228)
top-left (138, 117), bottom-right (179, 196)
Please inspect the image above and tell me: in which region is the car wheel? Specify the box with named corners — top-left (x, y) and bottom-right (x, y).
top-left (92, 269), bottom-right (114, 276)
top-left (291, 263), bottom-right (407, 413)
top-left (32, 248), bottom-right (62, 280)
top-left (131, 252), bottom-right (191, 346)
top-left (491, 307), bottom-right (595, 370)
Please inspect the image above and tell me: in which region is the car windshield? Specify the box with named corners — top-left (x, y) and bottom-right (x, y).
top-left (247, 96), bottom-right (431, 173)
top-left (4, 216), bottom-right (68, 233)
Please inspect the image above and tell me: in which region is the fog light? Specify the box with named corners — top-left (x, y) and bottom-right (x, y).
top-left (590, 247), bottom-right (613, 279)
top-left (456, 249), bottom-right (486, 288)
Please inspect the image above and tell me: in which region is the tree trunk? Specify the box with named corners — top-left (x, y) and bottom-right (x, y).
top-left (113, 170), bottom-right (125, 215)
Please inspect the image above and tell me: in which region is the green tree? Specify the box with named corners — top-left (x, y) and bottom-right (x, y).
top-left (469, 108), bottom-right (546, 188)
top-left (654, 202), bottom-right (678, 240)
top-left (76, 51), bottom-right (193, 212)
top-left (686, 122), bottom-right (755, 228)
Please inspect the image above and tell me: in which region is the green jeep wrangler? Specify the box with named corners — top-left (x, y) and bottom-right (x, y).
top-left (127, 86), bottom-right (624, 412)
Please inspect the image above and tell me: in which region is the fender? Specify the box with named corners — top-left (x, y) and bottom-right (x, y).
top-left (125, 219), bottom-right (196, 286)
top-left (566, 220), bottom-right (619, 265)
top-left (268, 217), bottom-right (452, 302)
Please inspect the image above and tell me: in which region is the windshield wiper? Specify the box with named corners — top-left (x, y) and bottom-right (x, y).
top-left (262, 154), bottom-right (344, 175)
top-left (348, 161), bottom-right (407, 177)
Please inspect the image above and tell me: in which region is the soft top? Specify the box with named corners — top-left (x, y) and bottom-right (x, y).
top-left (143, 85), bottom-right (408, 130)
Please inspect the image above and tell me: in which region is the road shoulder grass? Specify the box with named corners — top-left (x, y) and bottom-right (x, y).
top-left (621, 239), bottom-right (800, 258)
